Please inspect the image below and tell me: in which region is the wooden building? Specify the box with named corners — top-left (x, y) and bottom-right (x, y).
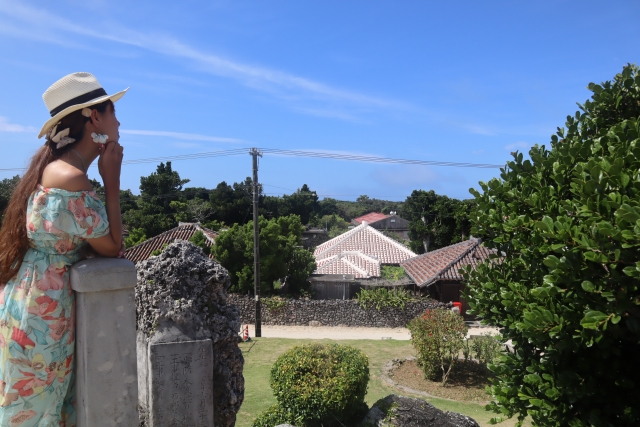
top-left (301, 227), bottom-right (329, 250)
top-left (401, 238), bottom-right (495, 318)
top-left (352, 212), bottom-right (410, 240)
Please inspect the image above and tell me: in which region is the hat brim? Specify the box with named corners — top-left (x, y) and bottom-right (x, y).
top-left (38, 88), bottom-right (129, 138)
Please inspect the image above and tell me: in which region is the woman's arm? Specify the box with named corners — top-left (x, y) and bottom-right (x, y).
top-left (87, 141), bottom-right (124, 257)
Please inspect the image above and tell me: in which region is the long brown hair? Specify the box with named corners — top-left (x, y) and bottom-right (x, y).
top-left (0, 100), bottom-right (112, 284)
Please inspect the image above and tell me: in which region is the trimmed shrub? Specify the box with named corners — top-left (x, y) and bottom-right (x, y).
top-left (407, 308), bottom-right (467, 385)
top-left (268, 343), bottom-right (369, 427)
top-left (251, 404), bottom-right (297, 427)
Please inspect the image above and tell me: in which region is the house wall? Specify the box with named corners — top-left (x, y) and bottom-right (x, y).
top-left (370, 216), bottom-right (410, 240)
top-left (229, 294), bottom-right (447, 327)
top-left (434, 280), bottom-right (473, 319)
top-left (310, 281), bottom-right (355, 299)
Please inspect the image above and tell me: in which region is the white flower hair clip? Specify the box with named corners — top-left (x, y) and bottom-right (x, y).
top-left (81, 108), bottom-right (92, 118)
top-left (91, 132), bottom-right (108, 144)
top-left (49, 123), bottom-right (76, 149)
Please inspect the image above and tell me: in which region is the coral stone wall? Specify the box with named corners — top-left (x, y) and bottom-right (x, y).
top-left (228, 295), bottom-right (447, 327)
top-left (136, 241), bottom-right (243, 427)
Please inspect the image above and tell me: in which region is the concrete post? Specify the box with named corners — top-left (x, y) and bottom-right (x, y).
top-left (70, 258), bottom-right (139, 427)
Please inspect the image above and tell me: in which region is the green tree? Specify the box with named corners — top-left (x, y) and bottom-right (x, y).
top-left (453, 199), bottom-right (476, 241)
top-left (123, 162), bottom-right (189, 238)
top-left (0, 175), bottom-right (20, 222)
top-left (119, 189), bottom-right (139, 217)
top-left (124, 228), bottom-right (147, 248)
top-left (279, 184), bottom-right (320, 225)
top-left (90, 179), bottom-right (139, 218)
top-left (170, 198), bottom-right (213, 223)
top-left (403, 190), bottom-right (471, 253)
top-left (213, 215), bottom-right (315, 293)
top-left (310, 214), bottom-right (351, 238)
top-left (318, 197), bottom-right (340, 217)
top-left (285, 247), bottom-right (316, 294)
top-left (208, 178), bottom-right (256, 225)
top-left (334, 195), bottom-right (403, 221)
top-left (201, 219), bottom-right (226, 231)
top-left (189, 230), bottom-right (210, 254)
top-left (464, 64), bottom-right (640, 426)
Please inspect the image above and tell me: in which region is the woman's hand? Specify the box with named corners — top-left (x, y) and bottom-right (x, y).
top-left (118, 239), bottom-right (125, 258)
top-left (97, 141), bottom-right (123, 188)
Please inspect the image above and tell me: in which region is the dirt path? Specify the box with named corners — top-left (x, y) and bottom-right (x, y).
top-left (243, 324), bottom-right (498, 340)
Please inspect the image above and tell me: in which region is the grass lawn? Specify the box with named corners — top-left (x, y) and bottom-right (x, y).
top-left (237, 338), bottom-right (527, 427)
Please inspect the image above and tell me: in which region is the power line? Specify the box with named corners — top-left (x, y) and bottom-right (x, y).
top-left (1, 147), bottom-right (505, 172)
top-left (258, 148), bottom-right (503, 169)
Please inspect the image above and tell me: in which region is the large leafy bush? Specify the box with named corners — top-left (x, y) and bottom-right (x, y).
top-left (254, 343), bottom-right (369, 427)
top-left (407, 308), bottom-right (467, 385)
top-left (464, 64), bottom-right (640, 426)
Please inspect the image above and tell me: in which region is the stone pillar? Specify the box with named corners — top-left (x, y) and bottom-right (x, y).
top-left (70, 258), bottom-right (139, 427)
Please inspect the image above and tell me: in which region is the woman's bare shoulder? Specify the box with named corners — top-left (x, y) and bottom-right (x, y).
top-left (41, 160), bottom-right (93, 192)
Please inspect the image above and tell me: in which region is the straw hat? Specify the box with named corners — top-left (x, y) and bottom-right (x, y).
top-left (39, 72), bottom-right (128, 138)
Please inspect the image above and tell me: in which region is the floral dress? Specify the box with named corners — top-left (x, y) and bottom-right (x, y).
top-left (0, 185), bottom-right (109, 427)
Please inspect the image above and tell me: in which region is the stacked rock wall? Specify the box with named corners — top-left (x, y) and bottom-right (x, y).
top-left (229, 295), bottom-right (447, 327)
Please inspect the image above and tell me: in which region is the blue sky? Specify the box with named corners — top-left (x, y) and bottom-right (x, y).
top-left (0, 0), bottom-right (639, 201)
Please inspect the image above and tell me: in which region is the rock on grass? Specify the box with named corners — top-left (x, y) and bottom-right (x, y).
top-left (359, 394), bottom-right (480, 427)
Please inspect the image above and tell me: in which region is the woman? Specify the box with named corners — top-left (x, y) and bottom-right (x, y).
top-left (0, 72), bottom-right (126, 426)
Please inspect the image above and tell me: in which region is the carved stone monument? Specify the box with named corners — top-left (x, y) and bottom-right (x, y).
top-left (149, 340), bottom-right (214, 427)
top-left (135, 241), bottom-right (244, 427)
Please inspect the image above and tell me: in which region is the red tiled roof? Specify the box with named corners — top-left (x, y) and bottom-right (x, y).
top-left (352, 212), bottom-right (388, 225)
top-left (313, 223), bottom-right (416, 278)
top-left (401, 238), bottom-right (496, 287)
top-left (315, 251), bottom-right (381, 279)
top-left (124, 222), bottom-right (217, 264)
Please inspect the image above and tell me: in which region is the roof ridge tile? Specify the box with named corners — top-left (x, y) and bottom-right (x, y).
top-left (314, 223), bottom-right (367, 258)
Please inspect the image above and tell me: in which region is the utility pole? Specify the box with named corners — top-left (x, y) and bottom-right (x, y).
top-left (250, 148), bottom-right (263, 337)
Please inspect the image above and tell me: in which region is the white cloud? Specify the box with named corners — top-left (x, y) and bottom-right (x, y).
top-left (504, 141), bottom-right (531, 151)
top-left (171, 142), bottom-right (203, 149)
top-left (0, 116), bottom-right (37, 133)
top-left (0, 2), bottom-right (408, 119)
top-left (120, 130), bottom-right (244, 144)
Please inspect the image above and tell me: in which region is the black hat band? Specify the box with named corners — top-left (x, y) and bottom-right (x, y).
top-left (49, 88), bottom-right (108, 117)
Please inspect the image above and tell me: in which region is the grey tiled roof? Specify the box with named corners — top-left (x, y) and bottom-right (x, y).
top-left (401, 238), bottom-right (496, 287)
